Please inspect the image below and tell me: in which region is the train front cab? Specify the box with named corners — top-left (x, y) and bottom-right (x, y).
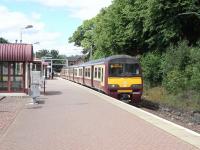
top-left (106, 59), bottom-right (143, 103)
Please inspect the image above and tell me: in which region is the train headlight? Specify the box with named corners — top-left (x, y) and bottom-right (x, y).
top-left (131, 84), bottom-right (142, 90)
top-left (108, 84), bottom-right (119, 89)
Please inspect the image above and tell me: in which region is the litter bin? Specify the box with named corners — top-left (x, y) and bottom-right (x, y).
top-left (30, 83), bottom-right (40, 103)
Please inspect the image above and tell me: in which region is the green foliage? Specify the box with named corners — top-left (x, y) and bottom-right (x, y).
top-left (69, 0), bottom-right (200, 105)
top-left (69, 0), bottom-right (200, 59)
top-left (162, 41), bottom-right (190, 77)
top-left (0, 37), bottom-right (9, 43)
top-left (69, 19), bottom-right (96, 58)
top-left (162, 70), bottom-right (187, 93)
top-left (185, 45), bottom-right (200, 90)
top-left (144, 87), bottom-right (200, 111)
top-left (36, 49), bottom-right (50, 58)
top-left (140, 52), bottom-right (163, 86)
top-left (162, 41), bottom-right (200, 93)
top-left (36, 49), bottom-right (66, 72)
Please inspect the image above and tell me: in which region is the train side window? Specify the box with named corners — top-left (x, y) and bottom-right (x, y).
top-left (101, 68), bottom-right (104, 82)
top-left (94, 68), bottom-right (97, 78)
top-left (80, 69), bottom-right (82, 76)
top-left (85, 68), bottom-right (87, 77)
top-left (88, 68), bottom-right (90, 78)
top-left (87, 68), bottom-right (88, 77)
top-left (98, 67), bottom-right (101, 79)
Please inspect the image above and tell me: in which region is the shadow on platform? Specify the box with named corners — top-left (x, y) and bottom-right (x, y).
top-left (26, 105), bottom-right (43, 109)
top-left (42, 91), bottom-right (62, 96)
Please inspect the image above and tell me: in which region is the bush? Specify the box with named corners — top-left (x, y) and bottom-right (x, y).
top-left (185, 46), bottom-right (200, 91)
top-left (162, 70), bottom-right (187, 93)
top-left (162, 41), bottom-right (190, 77)
top-left (140, 52), bottom-right (163, 86)
top-left (161, 41), bottom-right (200, 93)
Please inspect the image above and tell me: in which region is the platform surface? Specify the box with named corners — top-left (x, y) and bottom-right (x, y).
top-left (0, 78), bottom-right (199, 150)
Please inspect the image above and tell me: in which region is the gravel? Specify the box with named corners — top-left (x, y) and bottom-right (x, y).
top-left (139, 100), bottom-right (200, 134)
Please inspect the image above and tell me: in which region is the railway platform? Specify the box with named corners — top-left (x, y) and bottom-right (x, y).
top-left (0, 78), bottom-right (199, 150)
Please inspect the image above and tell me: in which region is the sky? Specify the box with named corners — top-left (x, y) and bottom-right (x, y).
top-left (0, 0), bottom-right (112, 56)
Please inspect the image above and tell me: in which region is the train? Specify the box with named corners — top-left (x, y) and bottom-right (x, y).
top-left (60, 55), bottom-right (143, 103)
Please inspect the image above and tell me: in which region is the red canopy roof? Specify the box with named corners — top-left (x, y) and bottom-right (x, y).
top-left (0, 44), bottom-right (33, 62)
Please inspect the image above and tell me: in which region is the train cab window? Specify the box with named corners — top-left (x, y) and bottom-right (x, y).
top-left (125, 64), bottom-right (140, 75)
top-left (98, 67), bottom-right (101, 79)
top-left (109, 63), bottom-right (140, 77)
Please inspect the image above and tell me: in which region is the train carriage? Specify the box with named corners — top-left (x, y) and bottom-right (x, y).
top-left (61, 55), bottom-right (143, 103)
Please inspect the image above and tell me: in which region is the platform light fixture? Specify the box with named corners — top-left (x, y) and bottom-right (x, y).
top-left (20, 25), bottom-right (33, 43)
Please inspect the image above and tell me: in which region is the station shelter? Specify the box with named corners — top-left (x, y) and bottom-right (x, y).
top-left (0, 43), bottom-right (33, 94)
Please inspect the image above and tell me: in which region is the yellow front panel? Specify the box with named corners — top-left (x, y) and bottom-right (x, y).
top-left (108, 77), bottom-right (142, 87)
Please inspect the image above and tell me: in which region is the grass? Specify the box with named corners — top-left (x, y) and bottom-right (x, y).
top-left (143, 86), bottom-right (200, 112)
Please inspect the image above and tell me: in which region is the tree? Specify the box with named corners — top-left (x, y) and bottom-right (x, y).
top-left (69, 19), bottom-right (96, 59)
top-left (0, 37), bottom-right (9, 43)
top-left (69, 0), bottom-right (200, 59)
top-left (36, 49), bottom-right (66, 72)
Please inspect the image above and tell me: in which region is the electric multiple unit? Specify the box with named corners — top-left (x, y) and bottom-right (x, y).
top-left (61, 55), bottom-right (143, 103)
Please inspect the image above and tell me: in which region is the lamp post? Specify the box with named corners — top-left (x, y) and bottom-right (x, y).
top-left (20, 25), bottom-right (33, 43)
top-left (33, 42), bottom-right (40, 59)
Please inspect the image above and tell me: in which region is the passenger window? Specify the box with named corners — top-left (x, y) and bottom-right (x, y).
top-left (80, 69), bottom-right (82, 76)
top-left (85, 68), bottom-right (87, 77)
top-left (88, 68), bottom-right (90, 78)
top-left (95, 68), bottom-right (97, 78)
top-left (98, 68), bottom-right (101, 79)
top-left (101, 68), bottom-right (104, 82)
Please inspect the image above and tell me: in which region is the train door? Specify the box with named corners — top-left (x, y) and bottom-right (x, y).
top-left (72, 68), bottom-right (74, 81)
top-left (100, 65), bottom-right (105, 87)
top-left (91, 66), bottom-right (94, 87)
top-left (83, 67), bottom-right (85, 85)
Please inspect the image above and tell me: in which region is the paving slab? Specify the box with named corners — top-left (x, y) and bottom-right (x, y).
top-left (0, 97), bottom-right (28, 136)
top-left (0, 78), bottom-right (199, 150)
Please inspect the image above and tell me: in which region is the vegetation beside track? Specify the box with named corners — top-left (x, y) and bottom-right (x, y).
top-left (143, 86), bottom-right (200, 112)
top-left (69, 0), bottom-right (200, 112)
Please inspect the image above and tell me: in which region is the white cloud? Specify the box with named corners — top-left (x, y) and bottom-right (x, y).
top-left (0, 5), bottom-right (45, 41)
top-left (31, 12), bottom-right (41, 20)
top-left (34, 41), bottom-right (83, 56)
top-left (0, 4), bottom-right (83, 56)
top-left (54, 43), bottom-right (83, 56)
top-left (0, 0), bottom-right (112, 56)
top-left (16, 0), bottom-right (112, 20)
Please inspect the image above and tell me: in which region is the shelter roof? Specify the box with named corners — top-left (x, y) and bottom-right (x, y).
top-left (0, 43), bottom-right (33, 62)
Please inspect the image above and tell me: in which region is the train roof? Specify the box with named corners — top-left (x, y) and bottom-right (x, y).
top-left (63, 55), bottom-right (138, 68)
top-left (81, 55), bottom-right (138, 66)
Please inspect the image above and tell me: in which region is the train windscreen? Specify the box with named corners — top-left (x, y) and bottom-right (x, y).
top-left (109, 63), bottom-right (140, 77)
